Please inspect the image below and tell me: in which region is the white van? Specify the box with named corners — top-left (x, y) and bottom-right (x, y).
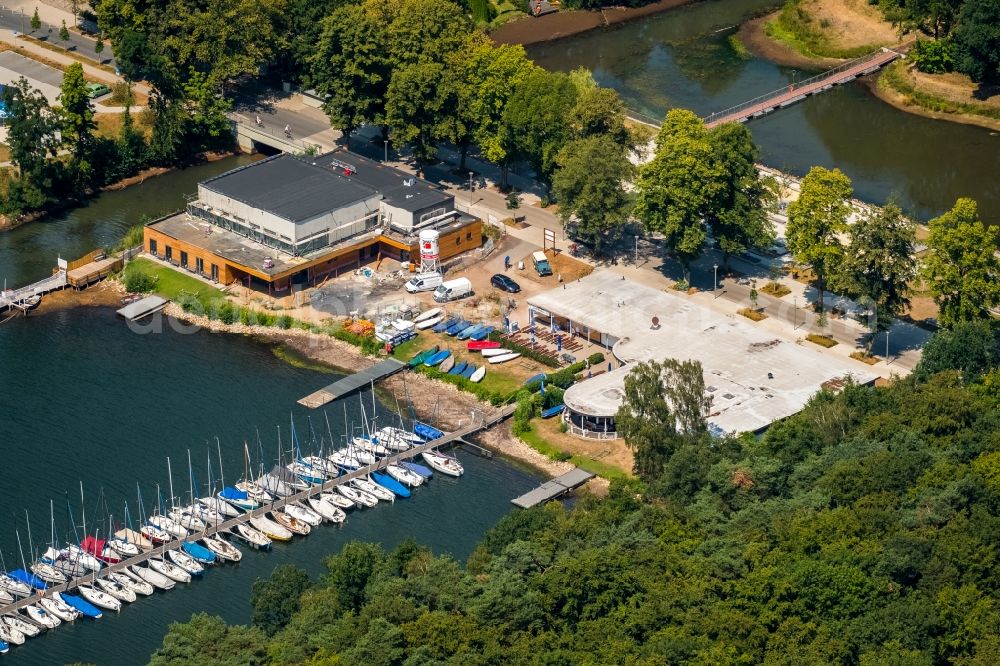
top-left (405, 272), bottom-right (444, 293)
top-left (433, 277), bottom-right (473, 302)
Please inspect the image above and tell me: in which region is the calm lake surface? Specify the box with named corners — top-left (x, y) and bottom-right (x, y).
top-left (0, 158), bottom-right (541, 665)
top-left (527, 0), bottom-right (1000, 223)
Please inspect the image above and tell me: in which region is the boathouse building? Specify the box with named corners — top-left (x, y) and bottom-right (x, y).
top-left (143, 151), bottom-right (482, 291)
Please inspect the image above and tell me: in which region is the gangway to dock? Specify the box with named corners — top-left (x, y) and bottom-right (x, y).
top-left (0, 403), bottom-right (514, 617)
top-left (511, 467), bottom-right (595, 508)
top-left (298, 358), bottom-right (406, 408)
top-left (0, 271), bottom-right (67, 311)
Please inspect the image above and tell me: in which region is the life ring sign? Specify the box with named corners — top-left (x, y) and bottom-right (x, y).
top-left (533, 1), bottom-right (541, 15)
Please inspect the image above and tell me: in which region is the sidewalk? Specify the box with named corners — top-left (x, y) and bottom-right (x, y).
top-left (0, 28), bottom-right (139, 92)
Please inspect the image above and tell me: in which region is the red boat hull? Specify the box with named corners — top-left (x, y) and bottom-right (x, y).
top-left (467, 340), bottom-right (501, 350)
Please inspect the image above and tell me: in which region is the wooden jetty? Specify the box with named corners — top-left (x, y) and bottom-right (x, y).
top-left (0, 404), bottom-right (514, 616)
top-left (511, 467), bottom-right (595, 508)
top-left (67, 255), bottom-right (122, 289)
top-left (703, 47), bottom-right (904, 129)
top-left (298, 358), bottom-right (407, 408)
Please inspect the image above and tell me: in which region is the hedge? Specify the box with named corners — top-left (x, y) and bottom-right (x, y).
top-left (486, 331), bottom-right (560, 368)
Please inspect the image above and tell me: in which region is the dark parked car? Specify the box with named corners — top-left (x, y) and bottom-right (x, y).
top-left (490, 274), bottom-right (521, 293)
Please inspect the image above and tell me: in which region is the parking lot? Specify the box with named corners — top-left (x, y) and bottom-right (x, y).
top-left (0, 50), bottom-right (64, 104)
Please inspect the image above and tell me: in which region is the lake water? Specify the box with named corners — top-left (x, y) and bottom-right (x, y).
top-left (527, 0), bottom-right (1000, 223)
top-left (0, 158), bottom-right (541, 664)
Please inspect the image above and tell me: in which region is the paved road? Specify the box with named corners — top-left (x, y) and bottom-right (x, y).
top-left (232, 97), bottom-right (340, 151)
top-left (0, 6), bottom-right (114, 66)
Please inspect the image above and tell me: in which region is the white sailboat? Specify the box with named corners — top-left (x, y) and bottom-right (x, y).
top-left (199, 496), bottom-right (241, 518)
top-left (306, 495), bottom-right (347, 524)
top-left (386, 464), bottom-right (425, 487)
top-left (0, 573), bottom-right (31, 599)
top-left (336, 484), bottom-right (378, 508)
top-left (130, 563), bottom-right (177, 590)
top-left (94, 577), bottom-right (137, 603)
top-left (39, 595), bottom-right (80, 622)
top-left (282, 503), bottom-right (323, 527)
top-left (351, 477), bottom-right (395, 502)
top-left (148, 557), bottom-right (191, 584)
top-left (321, 491), bottom-right (355, 510)
top-left (2, 613), bottom-right (39, 638)
top-left (421, 450), bottom-right (465, 476)
top-left (199, 535), bottom-right (242, 562)
top-left (249, 515), bottom-right (293, 542)
top-left (109, 570), bottom-right (154, 596)
top-left (77, 585), bottom-right (122, 612)
top-left (0, 622), bottom-right (25, 647)
top-left (23, 605), bottom-right (60, 630)
top-left (230, 524), bottom-right (272, 550)
top-left (166, 549), bottom-right (204, 576)
top-left (271, 510), bottom-right (311, 536)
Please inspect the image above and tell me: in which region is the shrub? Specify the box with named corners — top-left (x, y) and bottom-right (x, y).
top-left (554, 451), bottom-right (573, 462)
top-left (512, 390), bottom-right (536, 435)
top-left (277, 315), bottom-right (294, 330)
top-left (911, 39), bottom-right (954, 74)
top-left (587, 352), bottom-right (605, 365)
top-left (123, 263), bottom-right (156, 293)
top-left (109, 81), bottom-right (135, 107)
top-left (806, 333), bottom-right (838, 348)
top-left (217, 301), bottom-right (237, 324)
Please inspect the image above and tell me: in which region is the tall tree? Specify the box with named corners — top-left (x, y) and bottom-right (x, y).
top-left (837, 203), bottom-right (917, 349)
top-left (311, 1), bottom-right (391, 143)
top-left (921, 197), bottom-right (1000, 327)
top-left (385, 61), bottom-right (448, 163)
top-left (435, 33), bottom-right (487, 172)
top-left (616, 358), bottom-right (711, 483)
top-left (502, 69), bottom-right (578, 188)
top-left (2, 78), bottom-right (61, 211)
top-left (250, 564), bottom-right (311, 636)
top-left (951, 0), bottom-right (1000, 84)
top-left (465, 41), bottom-right (535, 189)
top-left (385, 0), bottom-right (470, 68)
top-left (58, 62), bottom-right (97, 197)
top-left (786, 166), bottom-right (852, 318)
top-left (552, 134), bottom-right (633, 254)
top-left (568, 84), bottom-right (632, 148)
top-left (634, 108), bottom-right (723, 284)
top-left (706, 122), bottom-right (776, 269)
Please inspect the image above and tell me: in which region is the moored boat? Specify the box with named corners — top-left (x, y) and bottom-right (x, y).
top-left (56, 592), bottom-right (103, 619)
top-left (249, 515), bottom-right (293, 542)
top-left (321, 491), bottom-right (355, 510)
top-left (2, 614), bottom-right (39, 638)
top-left (94, 577), bottom-right (137, 603)
top-left (336, 484), bottom-right (378, 508)
top-left (271, 510), bottom-right (311, 536)
top-left (166, 548), bottom-right (205, 575)
top-left (23, 604), bottom-right (60, 630)
top-left (147, 558), bottom-right (192, 584)
top-left (109, 570), bottom-right (154, 596)
top-left (181, 540), bottom-right (217, 565)
top-left (351, 476), bottom-right (395, 502)
top-left (387, 464), bottom-right (425, 487)
top-left (128, 564), bottom-right (175, 591)
top-left (307, 496), bottom-right (348, 524)
top-left (217, 487), bottom-right (260, 512)
top-left (39, 596), bottom-right (80, 622)
top-left (77, 585), bottom-right (122, 612)
top-left (200, 535), bottom-right (243, 562)
top-left (229, 524), bottom-right (272, 550)
top-left (0, 622), bottom-right (24, 647)
top-left (421, 450), bottom-right (465, 477)
top-left (371, 471), bottom-right (411, 498)
top-left (283, 503), bottom-right (323, 527)
top-left (400, 461), bottom-right (433, 479)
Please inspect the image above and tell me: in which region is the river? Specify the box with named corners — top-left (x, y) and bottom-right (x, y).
top-left (526, 0), bottom-right (1000, 224)
top-left (0, 158), bottom-right (541, 664)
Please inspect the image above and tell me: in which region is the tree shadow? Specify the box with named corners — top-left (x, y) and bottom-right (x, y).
top-left (972, 81), bottom-right (1000, 102)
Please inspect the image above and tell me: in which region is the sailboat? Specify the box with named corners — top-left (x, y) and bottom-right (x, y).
top-left (149, 557), bottom-right (192, 584)
top-left (386, 464), bottom-right (426, 487)
top-left (138, 485), bottom-right (172, 545)
top-left (180, 540), bottom-right (217, 566)
top-left (306, 495), bottom-right (348, 524)
top-left (67, 483), bottom-right (104, 572)
top-left (23, 604), bottom-right (61, 630)
top-left (94, 577), bottom-right (137, 604)
top-left (374, 426), bottom-right (421, 451)
top-left (270, 510), bottom-right (310, 536)
top-left (199, 535), bottom-right (242, 562)
top-left (336, 484), bottom-right (378, 508)
top-left (2, 613), bottom-right (40, 638)
top-left (77, 584), bottom-right (122, 612)
top-left (109, 502), bottom-right (147, 557)
top-left (39, 595), bottom-right (80, 622)
top-left (127, 563), bottom-right (175, 591)
top-left (170, 452), bottom-right (209, 532)
top-left (235, 438), bottom-right (276, 504)
top-left (0, 572), bottom-right (32, 599)
top-left (289, 416), bottom-right (330, 484)
top-left (228, 524), bottom-right (272, 550)
top-left (166, 549), bottom-right (204, 576)
top-left (108, 570), bottom-right (154, 597)
top-left (32, 503), bottom-right (75, 583)
top-left (320, 491), bottom-right (355, 510)
top-left (350, 476), bottom-right (395, 502)
top-left (281, 503), bottom-right (323, 527)
top-left (55, 591), bottom-right (103, 619)
top-left (421, 450), bottom-right (465, 477)
top-left (249, 514), bottom-right (293, 542)
top-left (370, 471), bottom-right (412, 498)
top-left (0, 621), bottom-right (25, 647)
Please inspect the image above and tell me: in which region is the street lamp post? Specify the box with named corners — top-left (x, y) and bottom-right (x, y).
top-left (885, 328), bottom-right (891, 365)
top-left (713, 264), bottom-right (718, 299)
top-left (793, 295), bottom-right (797, 329)
top-left (634, 235), bottom-right (639, 265)
top-left (468, 171), bottom-right (474, 206)
top-left (383, 140), bottom-right (388, 162)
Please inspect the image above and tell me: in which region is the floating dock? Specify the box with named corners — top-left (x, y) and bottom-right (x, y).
top-left (0, 403), bottom-right (515, 617)
top-left (116, 296), bottom-right (168, 321)
top-left (298, 358), bottom-right (406, 408)
top-left (511, 467), bottom-right (595, 508)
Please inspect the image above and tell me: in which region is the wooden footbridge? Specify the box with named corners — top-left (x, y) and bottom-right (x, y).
top-left (0, 404), bottom-right (514, 617)
top-left (703, 47), bottom-right (905, 129)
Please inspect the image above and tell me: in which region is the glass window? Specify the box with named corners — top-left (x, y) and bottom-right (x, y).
top-left (149, 238), bottom-right (157, 255)
top-left (165, 246), bottom-right (173, 260)
top-left (180, 251), bottom-right (188, 268)
top-left (196, 257), bottom-right (204, 273)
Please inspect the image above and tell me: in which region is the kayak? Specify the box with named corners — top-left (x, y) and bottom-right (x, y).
top-left (467, 340), bottom-right (501, 350)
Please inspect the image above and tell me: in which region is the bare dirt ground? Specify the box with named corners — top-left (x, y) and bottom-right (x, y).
top-left (808, 0), bottom-right (900, 49)
top-left (534, 416), bottom-right (633, 477)
top-left (908, 70), bottom-right (1000, 110)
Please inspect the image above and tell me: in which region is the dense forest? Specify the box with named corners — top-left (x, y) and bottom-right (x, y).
top-left (148, 322), bottom-right (1000, 665)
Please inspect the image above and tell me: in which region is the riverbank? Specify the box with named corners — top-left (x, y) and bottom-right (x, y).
top-left (159, 299), bottom-right (587, 483)
top-left (0, 150), bottom-right (243, 234)
top-left (871, 61), bottom-right (1000, 133)
top-left (738, 13), bottom-right (843, 69)
top-left (491, 0), bottom-right (696, 46)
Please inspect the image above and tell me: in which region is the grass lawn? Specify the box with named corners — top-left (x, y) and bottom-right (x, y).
top-left (127, 257), bottom-right (226, 306)
top-left (95, 112), bottom-right (154, 140)
top-left (519, 426), bottom-right (631, 482)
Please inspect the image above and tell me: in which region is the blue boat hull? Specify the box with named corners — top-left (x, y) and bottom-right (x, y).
top-left (60, 592), bottom-right (103, 619)
top-left (449, 362), bottom-right (468, 375)
top-left (446, 320), bottom-right (470, 335)
top-left (10, 568), bottom-right (47, 590)
top-left (371, 472), bottom-right (411, 498)
top-left (425, 350), bottom-right (451, 367)
top-left (456, 324), bottom-right (483, 340)
top-left (182, 541), bottom-right (218, 565)
top-left (414, 422), bottom-right (444, 441)
top-left (470, 326), bottom-right (494, 341)
top-left (401, 461), bottom-right (433, 478)
top-left (461, 364), bottom-right (477, 379)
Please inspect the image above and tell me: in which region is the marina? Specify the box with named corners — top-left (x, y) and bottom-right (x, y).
top-left (0, 400), bottom-right (515, 656)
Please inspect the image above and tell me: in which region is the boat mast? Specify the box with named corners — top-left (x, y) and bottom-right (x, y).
top-left (49, 499), bottom-right (57, 552)
top-left (15, 528), bottom-right (28, 574)
top-left (216, 437), bottom-right (226, 489)
top-left (187, 449), bottom-right (196, 508)
top-left (79, 480), bottom-right (88, 539)
top-left (24, 510), bottom-right (36, 563)
top-left (167, 456), bottom-right (177, 511)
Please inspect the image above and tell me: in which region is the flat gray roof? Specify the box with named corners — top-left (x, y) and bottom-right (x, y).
top-left (529, 271), bottom-right (878, 435)
top-left (201, 154), bottom-right (377, 224)
top-left (316, 151), bottom-right (453, 213)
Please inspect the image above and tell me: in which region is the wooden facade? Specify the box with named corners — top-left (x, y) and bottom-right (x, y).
top-left (143, 218), bottom-right (484, 289)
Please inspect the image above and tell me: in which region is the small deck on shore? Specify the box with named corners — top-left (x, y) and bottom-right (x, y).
top-left (117, 296), bottom-right (168, 321)
top-left (67, 256), bottom-right (122, 289)
top-left (298, 358), bottom-right (407, 408)
top-left (511, 467), bottom-right (595, 508)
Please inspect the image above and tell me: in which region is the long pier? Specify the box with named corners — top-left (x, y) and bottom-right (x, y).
top-left (0, 404), bottom-right (514, 616)
top-left (703, 47), bottom-right (905, 129)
